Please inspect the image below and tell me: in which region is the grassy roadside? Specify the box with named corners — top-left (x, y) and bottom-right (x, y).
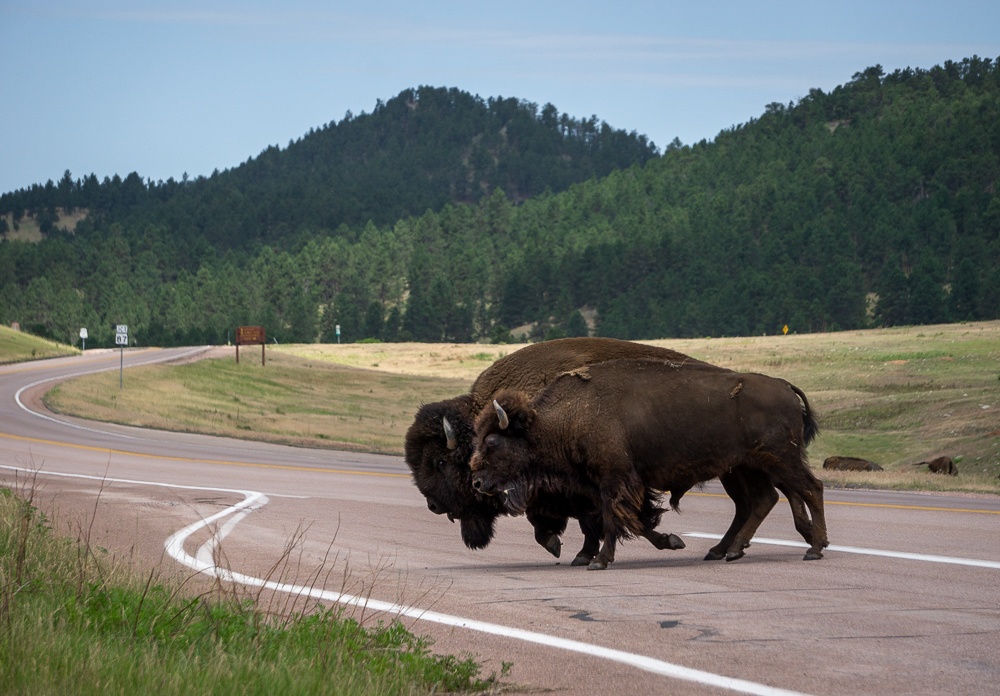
top-left (44, 349), bottom-right (469, 454)
top-left (43, 322), bottom-right (1000, 494)
top-left (0, 324), bottom-right (78, 364)
top-left (0, 486), bottom-right (504, 695)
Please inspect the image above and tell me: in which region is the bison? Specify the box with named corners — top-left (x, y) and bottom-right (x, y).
top-left (404, 338), bottom-right (814, 565)
top-left (823, 456), bottom-right (883, 472)
top-left (915, 456), bottom-right (958, 475)
top-left (405, 338), bottom-right (704, 561)
top-left (470, 359), bottom-right (828, 570)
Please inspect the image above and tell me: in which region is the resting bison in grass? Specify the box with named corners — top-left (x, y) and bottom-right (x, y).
top-left (823, 456), bottom-right (883, 472)
top-left (404, 337), bottom-right (813, 565)
top-left (917, 456), bottom-right (958, 475)
top-left (470, 359), bottom-right (828, 570)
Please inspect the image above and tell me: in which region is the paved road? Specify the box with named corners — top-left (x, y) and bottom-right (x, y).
top-left (2, 349), bottom-right (999, 695)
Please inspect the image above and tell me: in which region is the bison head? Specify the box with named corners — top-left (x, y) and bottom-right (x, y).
top-left (404, 396), bottom-right (506, 549)
top-left (469, 390), bottom-right (540, 514)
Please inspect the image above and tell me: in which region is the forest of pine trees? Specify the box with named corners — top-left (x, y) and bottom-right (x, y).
top-left (2, 59), bottom-right (998, 347)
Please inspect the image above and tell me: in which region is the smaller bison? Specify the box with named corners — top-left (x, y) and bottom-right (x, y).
top-left (915, 456), bottom-right (958, 476)
top-left (823, 456), bottom-right (883, 472)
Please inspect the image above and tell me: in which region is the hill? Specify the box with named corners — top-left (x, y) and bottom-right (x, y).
top-left (1, 58), bottom-right (998, 346)
top-left (0, 86), bottom-right (658, 250)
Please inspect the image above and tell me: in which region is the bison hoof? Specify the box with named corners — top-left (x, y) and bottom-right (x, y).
top-left (652, 533), bottom-right (686, 550)
top-left (704, 549), bottom-right (726, 561)
top-left (543, 535), bottom-right (562, 558)
top-left (803, 549), bottom-right (824, 561)
top-left (571, 553), bottom-right (593, 567)
top-left (587, 559), bottom-right (609, 571)
top-left (724, 550), bottom-right (745, 562)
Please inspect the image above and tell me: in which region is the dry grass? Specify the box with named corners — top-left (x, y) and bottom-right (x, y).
top-left (45, 348), bottom-right (469, 454)
top-left (44, 322), bottom-right (1000, 494)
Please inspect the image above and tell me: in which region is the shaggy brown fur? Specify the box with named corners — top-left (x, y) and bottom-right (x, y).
top-left (404, 337), bottom-right (813, 565)
top-left (471, 359), bottom-right (828, 570)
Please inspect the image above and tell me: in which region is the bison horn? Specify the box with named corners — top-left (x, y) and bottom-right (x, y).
top-left (493, 399), bottom-right (509, 430)
top-left (442, 416), bottom-right (458, 450)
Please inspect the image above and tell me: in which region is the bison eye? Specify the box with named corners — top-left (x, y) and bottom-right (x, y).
top-left (484, 434), bottom-right (500, 451)
top-left (435, 459), bottom-right (446, 471)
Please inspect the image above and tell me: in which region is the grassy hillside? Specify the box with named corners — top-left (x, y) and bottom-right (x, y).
top-left (0, 324), bottom-right (77, 364)
top-left (44, 322), bottom-right (1000, 494)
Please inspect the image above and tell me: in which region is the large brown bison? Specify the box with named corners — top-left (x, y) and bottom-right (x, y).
top-left (470, 358), bottom-right (828, 570)
top-left (405, 337), bottom-right (814, 565)
top-left (405, 338), bottom-right (703, 562)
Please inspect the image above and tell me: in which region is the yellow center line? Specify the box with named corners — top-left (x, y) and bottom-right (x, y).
top-left (0, 431), bottom-right (410, 478)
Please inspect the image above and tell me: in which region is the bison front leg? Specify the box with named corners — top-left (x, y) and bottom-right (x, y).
top-left (642, 529), bottom-right (686, 550)
top-left (526, 510), bottom-right (568, 559)
top-left (571, 512), bottom-right (601, 566)
top-left (588, 473), bottom-right (645, 570)
top-left (588, 487), bottom-right (619, 571)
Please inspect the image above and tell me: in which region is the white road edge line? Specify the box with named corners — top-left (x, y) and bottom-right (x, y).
top-left (0, 465), bottom-right (809, 696)
top-left (12, 346), bottom-right (209, 439)
top-left (683, 533), bottom-right (1000, 569)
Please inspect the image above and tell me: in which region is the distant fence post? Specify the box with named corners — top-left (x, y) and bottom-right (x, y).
top-left (235, 326), bottom-right (266, 365)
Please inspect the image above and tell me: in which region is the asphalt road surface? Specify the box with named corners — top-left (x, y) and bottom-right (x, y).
top-left (2, 348), bottom-right (999, 695)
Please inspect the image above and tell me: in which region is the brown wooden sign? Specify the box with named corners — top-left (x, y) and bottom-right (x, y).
top-left (235, 325), bottom-right (266, 365)
top-left (236, 325), bottom-right (266, 345)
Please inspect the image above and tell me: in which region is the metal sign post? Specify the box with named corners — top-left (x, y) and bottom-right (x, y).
top-left (115, 324), bottom-right (128, 389)
top-left (80, 327), bottom-right (88, 352)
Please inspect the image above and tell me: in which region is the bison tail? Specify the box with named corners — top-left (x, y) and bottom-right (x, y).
top-left (790, 384), bottom-right (819, 446)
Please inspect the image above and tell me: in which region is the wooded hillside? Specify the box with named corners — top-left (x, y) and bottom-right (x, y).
top-left (2, 58), bottom-right (998, 347)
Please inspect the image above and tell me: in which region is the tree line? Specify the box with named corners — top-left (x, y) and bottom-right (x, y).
top-left (2, 58), bottom-right (998, 348)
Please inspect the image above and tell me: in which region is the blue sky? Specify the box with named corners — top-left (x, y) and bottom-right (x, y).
top-left (2, 1), bottom-right (998, 194)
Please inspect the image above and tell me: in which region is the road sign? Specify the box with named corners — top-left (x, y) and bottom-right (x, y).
top-left (235, 325), bottom-right (265, 345)
top-left (235, 325), bottom-right (266, 365)
top-left (80, 328), bottom-right (88, 339)
top-left (114, 324), bottom-right (128, 389)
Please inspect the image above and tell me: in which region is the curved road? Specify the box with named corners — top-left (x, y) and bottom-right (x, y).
top-left (2, 348), bottom-right (999, 695)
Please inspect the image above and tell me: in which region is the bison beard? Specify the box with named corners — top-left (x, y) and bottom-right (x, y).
top-left (459, 514), bottom-right (497, 550)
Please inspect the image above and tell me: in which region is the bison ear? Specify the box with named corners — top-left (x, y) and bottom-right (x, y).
top-left (492, 399), bottom-right (510, 430)
top-left (442, 416), bottom-right (458, 450)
